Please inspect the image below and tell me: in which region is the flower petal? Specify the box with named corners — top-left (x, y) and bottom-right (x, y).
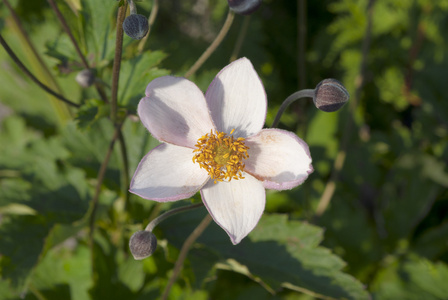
top-left (130, 143), bottom-right (209, 201)
top-left (205, 57), bottom-right (267, 138)
top-left (138, 76), bottom-right (215, 148)
top-left (200, 173), bottom-right (265, 245)
top-left (245, 129), bottom-right (313, 190)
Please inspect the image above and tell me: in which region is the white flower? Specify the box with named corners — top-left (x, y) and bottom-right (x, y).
top-left (130, 58), bottom-right (313, 244)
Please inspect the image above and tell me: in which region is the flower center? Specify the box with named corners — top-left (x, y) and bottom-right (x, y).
top-left (192, 129), bottom-right (250, 183)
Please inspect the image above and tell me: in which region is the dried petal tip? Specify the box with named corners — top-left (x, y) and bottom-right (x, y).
top-left (313, 79), bottom-right (349, 112)
top-left (129, 230), bottom-right (157, 260)
top-left (123, 14), bottom-right (149, 40)
top-left (75, 69), bottom-right (95, 88)
top-left (227, 0), bottom-right (261, 15)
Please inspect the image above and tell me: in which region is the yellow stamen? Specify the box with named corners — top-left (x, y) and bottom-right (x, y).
top-left (192, 129), bottom-right (249, 183)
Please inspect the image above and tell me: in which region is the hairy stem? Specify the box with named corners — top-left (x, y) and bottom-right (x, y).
top-left (184, 10), bottom-right (235, 78)
top-left (271, 89), bottom-right (314, 128)
top-left (127, 0), bottom-right (137, 15)
top-left (0, 34), bottom-right (79, 108)
top-left (111, 3), bottom-right (128, 123)
top-left (161, 214), bottom-right (213, 300)
top-left (145, 203), bottom-right (204, 232)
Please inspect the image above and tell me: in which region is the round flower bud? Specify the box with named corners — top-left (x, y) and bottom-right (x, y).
top-left (227, 0), bottom-right (261, 15)
top-left (129, 230), bottom-right (157, 260)
top-left (75, 69), bottom-right (95, 88)
top-left (122, 14), bottom-right (149, 40)
top-left (313, 79), bottom-right (349, 112)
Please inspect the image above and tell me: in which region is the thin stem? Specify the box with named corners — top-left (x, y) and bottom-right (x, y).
top-left (229, 16), bottom-right (250, 62)
top-left (4, 0), bottom-right (60, 88)
top-left (88, 125), bottom-right (122, 241)
top-left (282, 282), bottom-right (337, 300)
top-left (184, 10), bottom-right (235, 78)
top-left (3, 0), bottom-right (73, 122)
top-left (137, 0), bottom-right (159, 54)
top-left (315, 0), bottom-right (376, 216)
top-left (46, 0), bottom-right (109, 104)
top-left (271, 89), bottom-right (314, 128)
top-left (88, 124), bottom-right (122, 279)
top-left (47, 0), bottom-right (89, 68)
top-left (145, 203), bottom-right (204, 232)
top-left (161, 214), bottom-right (213, 300)
top-left (111, 3), bottom-right (127, 123)
top-left (0, 34), bottom-right (79, 108)
top-left (118, 129), bottom-right (130, 210)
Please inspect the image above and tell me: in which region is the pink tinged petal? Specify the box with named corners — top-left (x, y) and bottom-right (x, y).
top-left (130, 143), bottom-right (209, 202)
top-left (244, 129), bottom-right (313, 190)
top-left (200, 173), bottom-right (265, 245)
top-left (205, 57), bottom-right (267, 138)
top-left (138, 76), bottom-right (215, 148)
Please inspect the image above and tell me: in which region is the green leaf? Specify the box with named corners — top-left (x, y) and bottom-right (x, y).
top-left (413, 221), bottom-right (448, 259)
top-left (81, 0), bottom-right (117, 63)
top-left (371, 255), bottom-right (448, 300)
top-left (88, 229), bottom-right (141, 300)
top-left (117, 256), bottom-right (145, 292)
top-left (75, 99), bottom-right (109, 130)
top-left (27, 244), bottom-right (92, 300)
top-left (0, 122), bottom-right (91, 292)
top-left (121, 119), bottom-right (160, 180)
top-left (160, 209), bottom-right (370, 299)
top-left (380, 153), bottom-right (445, 243)
top-left (405, 257), bottom-right (448, 299)
top-left (118, 51), bottom-right (170, 108)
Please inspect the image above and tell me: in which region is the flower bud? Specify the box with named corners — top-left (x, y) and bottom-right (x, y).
top-left (123, 14), bottom-right (149, 40)
top-left (75, 69), bottom-right (95, 88)
top-left (313, 79), bottom-right (349, 112)
top-left (129, 230), bottom-right (157, 260)
top-left (227, 0), bottom-right (261, 15)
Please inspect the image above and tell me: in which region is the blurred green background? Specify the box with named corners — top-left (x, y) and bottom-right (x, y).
top-left (1, 0), bottom-right (448, 299)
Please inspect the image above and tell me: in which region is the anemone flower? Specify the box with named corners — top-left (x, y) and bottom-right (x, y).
top-left (130, 58), bottom-right (313, 245)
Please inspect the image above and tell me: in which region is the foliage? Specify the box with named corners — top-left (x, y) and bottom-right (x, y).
top-left (1, 0), bottom-right (448, 299)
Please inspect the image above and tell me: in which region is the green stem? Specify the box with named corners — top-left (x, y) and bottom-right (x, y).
top-left (184, 10), bottom-right (235, 78)
top-left (271, 89), bottom-right (314, 128)
top-left (111, 3), bottom-right (127, 123)
top-left (0, 34), bottom-right (79, 108)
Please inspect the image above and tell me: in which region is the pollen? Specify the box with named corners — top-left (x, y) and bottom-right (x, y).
top-left (192, 129), bottom-right (249, 184)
